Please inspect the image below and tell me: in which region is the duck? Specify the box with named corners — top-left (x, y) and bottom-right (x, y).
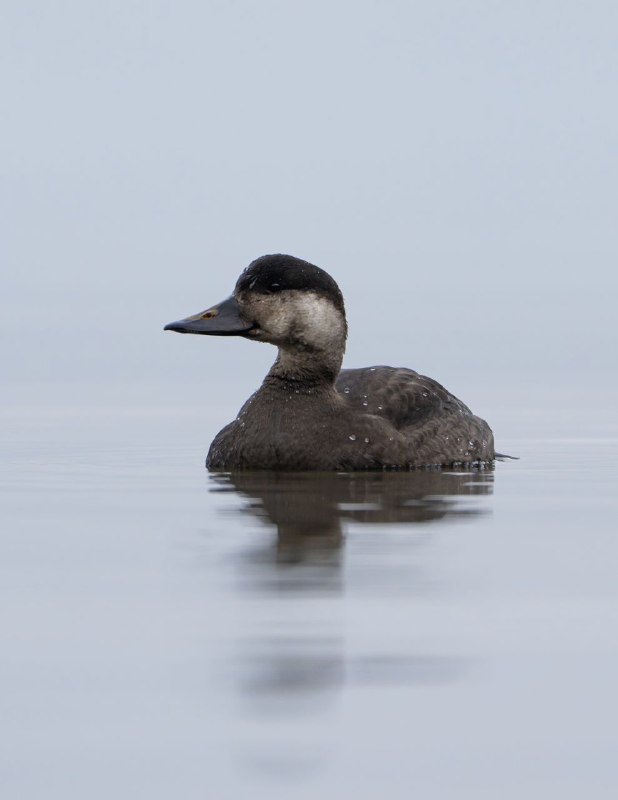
top-left (164, 254), bottom-right (495, 471)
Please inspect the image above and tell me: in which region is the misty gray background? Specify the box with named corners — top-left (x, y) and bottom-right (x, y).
top-left (3, 0), bottom-right (616, 423)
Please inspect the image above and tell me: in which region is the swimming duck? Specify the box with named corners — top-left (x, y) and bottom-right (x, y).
top-left (164, 254), bottom-right (495, 471)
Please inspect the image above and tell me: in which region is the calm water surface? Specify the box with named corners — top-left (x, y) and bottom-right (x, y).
top-left (2, 399), bottom-right (617, 798)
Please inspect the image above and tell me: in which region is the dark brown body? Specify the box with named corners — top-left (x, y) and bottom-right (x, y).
top-left (207, 366), bottom-right (494, 471)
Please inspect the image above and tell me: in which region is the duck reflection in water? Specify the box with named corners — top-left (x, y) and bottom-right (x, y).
top-left (210, 469), bottom-right (494, 571)
top-left (208, 470), bottom-right (494, 708)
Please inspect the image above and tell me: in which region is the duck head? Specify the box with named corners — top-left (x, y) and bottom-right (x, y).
top-left (164, 254), bottom-right (348, 356)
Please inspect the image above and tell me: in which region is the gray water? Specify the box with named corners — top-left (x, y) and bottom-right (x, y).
top-left (2, 394), bottom-right (617, 799)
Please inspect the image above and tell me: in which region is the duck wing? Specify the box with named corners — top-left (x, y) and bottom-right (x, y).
top-left (336, 366), bottom-right (470, 425)
top-left (336, 366), bottom-right (494, 464)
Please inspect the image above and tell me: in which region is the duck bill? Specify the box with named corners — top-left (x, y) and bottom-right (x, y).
top-left (164, 296), bottom-right (254, 336)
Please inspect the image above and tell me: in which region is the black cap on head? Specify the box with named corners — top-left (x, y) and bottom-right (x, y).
top-left (235, 254), bottom-right (345, 314)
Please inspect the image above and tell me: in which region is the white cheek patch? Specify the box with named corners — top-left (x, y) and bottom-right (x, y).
top-left (262, 292), bottom-right (346, 350)
top-left (295, 294), bottom-right (345, 350)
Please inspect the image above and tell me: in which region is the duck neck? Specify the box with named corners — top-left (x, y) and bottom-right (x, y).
top-left (265, 344), bottom-right (344, 391)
